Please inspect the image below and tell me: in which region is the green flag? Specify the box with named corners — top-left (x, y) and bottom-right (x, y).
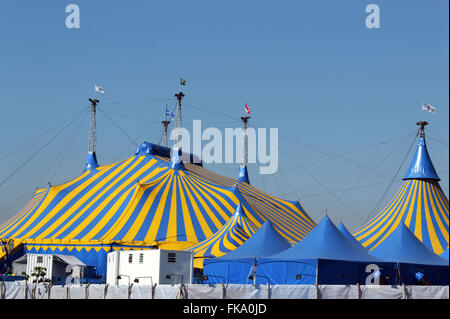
top-left (180, 78), bottom-right (186, 86)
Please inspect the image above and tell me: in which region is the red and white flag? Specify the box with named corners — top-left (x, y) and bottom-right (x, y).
top-left (245, 103), bottom-right (250, 114)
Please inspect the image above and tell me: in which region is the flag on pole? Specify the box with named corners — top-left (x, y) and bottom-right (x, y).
top-left (180, 78), bottom-right (187, 86)
top-left (166, 109), bottom-right (175, 118)
top-left (245, 103), bottom-right (250, 114)
top-left (422, 102), bottom-right (436, 114)
top-left (94, 84), bottom-right (105, 94)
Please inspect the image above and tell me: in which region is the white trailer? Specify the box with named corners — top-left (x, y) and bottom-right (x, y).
top-left (12, 254), bottom-right (86, 284)
top-left (106, 249), bottom-right (193, 286)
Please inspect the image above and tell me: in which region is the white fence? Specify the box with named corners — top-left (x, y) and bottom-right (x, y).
top-left (0, 282), bottom-right (448, 299)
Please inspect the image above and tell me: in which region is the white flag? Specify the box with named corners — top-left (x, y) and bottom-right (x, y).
top-left (422, 102), bottom-right (436, 114)
top-left (94, 84), bottom-right (105, 94)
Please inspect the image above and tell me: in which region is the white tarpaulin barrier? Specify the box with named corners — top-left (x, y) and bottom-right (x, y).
top-left (1, 282), bottom-right (448, 299)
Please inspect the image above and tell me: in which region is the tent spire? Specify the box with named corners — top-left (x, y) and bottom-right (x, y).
top-left (416, 121), bottom-right (428, 138)
top-left (238, 116), bottom-right (251, 184)
top-left (161, 120), bottom-right (170, 147)
top-left (161, 105), bottom-right (171, 147)
top-left (403, 121), bottom-right (439, 180)
top-left (84, 98), bottom-right (100, 171)
top-left (174, 91), bottom-right (185, 144)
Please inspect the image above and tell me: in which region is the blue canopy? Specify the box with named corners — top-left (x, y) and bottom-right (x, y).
top-left (201, 220), bottom-right (292, 284)
top-left (269, 215), bottom-right (382, 262)
top-left (337, 222), bottom-right (365, 249)
top-left (403, 137), bottom-right (440, 180)
top-left (441, 249), bottom-right (449, 260)
top-left (370, 223), bottom-right (448, 266)
top-left (218, 220), bottom-right (291, 259)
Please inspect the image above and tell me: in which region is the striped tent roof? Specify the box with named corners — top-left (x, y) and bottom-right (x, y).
top-left (353, 137), bottom-right (449, 255)
top-left (187, 203), bottom-right (258, 260)
top-left (0, 142), bottom-right (316, 260)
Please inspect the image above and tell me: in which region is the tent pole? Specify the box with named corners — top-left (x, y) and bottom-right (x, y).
top-left (253, 258), bottom-right (257, 286)
top-left (315, 262), bottom-right (319, 299)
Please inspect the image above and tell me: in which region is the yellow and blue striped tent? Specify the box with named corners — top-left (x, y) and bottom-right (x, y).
top-left (187, 203), bottom-right (259, 267)
top-left (353, 137), bottom-right (449, 255)
top-left (0, 142), bottom-right (316, 276)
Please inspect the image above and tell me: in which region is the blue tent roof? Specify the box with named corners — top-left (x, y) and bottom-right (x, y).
top-left (218, 220), bottom-right (291, 259)
top-left (237, 166), bottom-right (250, 184)
top-left (403, 137), bottom-right (440, 180)
top-left (268, 216), bottom-right (382, 262)
top-left (441, 249), bottom-right (449, 260)
top-left (84, 152), bottom-right (99, 171)
top-left (337, 222), bottom-right (365, 249)
top-left (369, 223), bottom-right (448, 266)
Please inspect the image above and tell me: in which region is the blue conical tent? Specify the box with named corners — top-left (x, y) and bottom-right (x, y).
top-left (369, 223), bottom-right (448, 285)
top-left (201, 220), bottom-right (292, 284)
top-left (256, 216), bottom-right (395, 285)
top-left (270, 216), bottom-right (381, 262)
top-left (218, 220), bottom-right (291, 259)
top-left (337, 222), bottom-right (365, 249)
top-left (370, 223), bottom-right (448, 266)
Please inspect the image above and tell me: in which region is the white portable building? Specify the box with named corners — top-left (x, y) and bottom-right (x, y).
top-left (12, 253), bottom-right (87, 284)
top-left (106, 249), bottom-right (193, 285)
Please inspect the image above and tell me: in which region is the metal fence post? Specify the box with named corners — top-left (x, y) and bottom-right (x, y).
top-left (151, 283), bottom-right (157, 299)
top-left (0, 278), bottom-right (4, 299)
top-left (128, 283), bottom-right (133, 299)
top-left (221, 282), bottom-right (226, 299)
top-left (402, 284), bottom-right (407, 299)
top-left (85, 283), bottom-right (90, 299)
top-left (356, 283), bottom-right (361, 299)
top-left (315, 283), bottom-right (319, 299)
top-left (104, 284), bottom-right (109, 299)
top-left (24, 282), bottom-right (27, 299)
top-left (47, 284), bottom-right (52, 299)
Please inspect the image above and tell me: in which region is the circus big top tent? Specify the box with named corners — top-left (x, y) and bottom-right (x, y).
top-left (353, 122), bottom-right (449, 256)
top-left (0, 96), bottom-right (316, 278)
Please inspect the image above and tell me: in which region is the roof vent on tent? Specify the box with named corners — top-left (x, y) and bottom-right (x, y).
top-left (237, 166), bottom-right (250, 184)
top-left (84, 152), bottom-right (99, 171)
top-left (403, 136), bottom-right (440, 181)
top-left (169, 148), bottom-right (185, 170)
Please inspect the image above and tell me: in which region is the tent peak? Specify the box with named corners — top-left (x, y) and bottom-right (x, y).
top-left (403, 135), bottom-right (440, 180)
top-left (169, 148), bottom-right (185, 170)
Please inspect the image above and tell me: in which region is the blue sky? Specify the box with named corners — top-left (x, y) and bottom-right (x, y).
top-left (0, 0), bottom-right (448, 230)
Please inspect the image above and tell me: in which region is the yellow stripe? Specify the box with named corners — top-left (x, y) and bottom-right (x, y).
top-left (423, 181), bottom-right (445, 254)
top-left (431, 182), bottom-right (449, 224)
top-left (121, 173), bottom-right (172, 242)
top-left (100, 166), bottom-right (169, 241)
top-left (414, 181), bottom-right (423, 241)
top-left (404, 180), bottom-right (418, 227)
top-left (182, 178), bottom-right (226, 231)
top-left (354, 182), bottom-right (408, 237)
top-left (178, 172), bottom-right (197, 243)
top-left (428, 182), bottom-right (449, 243)
top-left (356, 181), bottom-right (411, 242)
top-left (144, 175), bottom-right (174, 242)
top-left (179, 175), bottom-right (214, 240)
top-left (36, 157), bottom-right (140, 239)
top-left (362, 183), bottom-right (413, 248)
top-left (76, 159), bottom-right (161, 240)
top-left (186, 177), bottom-right (234, 222)
top-left (9, 171), bottom-right (91, 238)
top-left (166, 174), bottom-right (178, 241)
